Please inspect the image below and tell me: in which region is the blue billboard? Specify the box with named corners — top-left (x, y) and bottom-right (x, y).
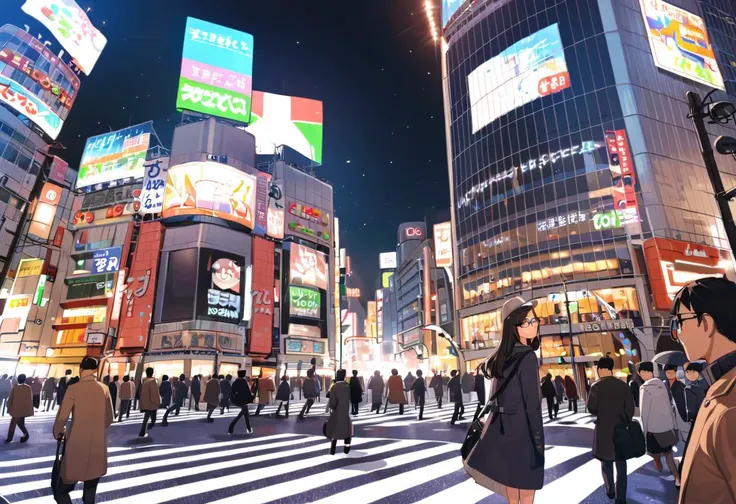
top-left (442, 0), bottom-right (464, 28)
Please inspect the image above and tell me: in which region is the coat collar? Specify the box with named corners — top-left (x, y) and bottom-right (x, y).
top-left (80, 375), bottom-right (96, 382)
top-left (705, 366), bottom-right (736, 401)
top-left (702, 349), bottom-right (736, 386)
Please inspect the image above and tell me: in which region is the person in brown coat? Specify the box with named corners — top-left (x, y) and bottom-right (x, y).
top-left (53, 356), bottom-right (113, 504)
top-left (385, 368), bottom-right (407, 414)
top-left (4, 373), bottom-right (33, 443)
top-left (254, 373), bottom-right (275, 415)
top-left (670, 278), bottom-right (736, 503)
top-left (29, 376), bottom-right (42, 410)
top-left (204, 374), bottom-right (221, 422)
top-left (138, 367), bottom-right (160, 437)
top-left (117, 375), bottom-right (135, 422)
top-left (564, 374), bottom-right (579, 413)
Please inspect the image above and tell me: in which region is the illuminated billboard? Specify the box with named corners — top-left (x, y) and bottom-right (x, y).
top-left (379, 252), bottom-right (397, 270)
top-left (468, 23), bottom-right (571, 133)
top-left (176, 17), bottom-right (254, 123)
top-left (245, 91), bottom-right (323, 164)
top-left (433, 222), bottom-right (453, 268)
top-left (382, 271), bottom-right (394, 289)
top-left (197, 249), bottom-right (243, 323)
top-left (29, 182), bottom-right (62, 240)
top-left (290, 243), bottom-right (328, 291)
top-left (442, 0), bottom-right (465, 28)
top-left (639, 0), bottom-right (724, 90)
top-left (0, 75), bottom-right (64, 139)
top-left (77, 123), bottom-right (153, 190)
top-left (162, 161), bottom-right (257, 230)
top-left (289, 286), bottom-right (320, 319)
top-left (21, 0), bottom-right (107, 75)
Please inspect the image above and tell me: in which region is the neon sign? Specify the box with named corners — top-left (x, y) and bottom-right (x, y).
top-left (538, 212), bottom-right (587, 232)
top-left (593, 210), bottom-right (623, 230)
top-left (289, 202), bottom-right (329, 226)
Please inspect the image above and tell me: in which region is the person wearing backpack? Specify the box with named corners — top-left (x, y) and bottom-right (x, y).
top-left (587, 356), bottom-right (635, 504)
top-left (228, 370), bottom-right (254, 434)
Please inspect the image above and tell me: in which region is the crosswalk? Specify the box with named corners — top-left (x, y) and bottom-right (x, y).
top-left (0, 430), bottom-right (661, 504)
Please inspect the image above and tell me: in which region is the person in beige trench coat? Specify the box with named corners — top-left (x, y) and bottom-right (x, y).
top-left (138, 368), bottom-right (160, 438)
top-left (254, 374), bottom-right (275, 416)
top-left (4, 373), bottom-right (33, 443)
top-left (204, 375), bottom-right (221, 423)
top-left (385, 369), bottom-right (408, 414)
top-left (53, 357), bottom-right (113, 504)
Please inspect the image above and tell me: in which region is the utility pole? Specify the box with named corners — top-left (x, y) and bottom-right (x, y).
top-left (561, 281), bottom-right (580, 397)
top-left (687, 91), bottom-right (736, 257)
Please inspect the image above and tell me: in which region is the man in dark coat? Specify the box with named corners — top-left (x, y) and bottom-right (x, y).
top-left (109, 375), bottom-right (119, 416)
top-left (448, 370), bottom-right (464, 425)
top-left (42, 376), bottom-right (57, 412)
top-left (409, 369), bottom-right (427, 420)
top-left (299, 369), bottom-right (318, 419)
top-left (56, 369), bottom-right (72, 407)
top-left (0, 374), bottom-right (10, 416)
top-left (190, 375), bottom-right (201, 411)
top-left (367, 371), bottom-right (384, 414)
top-left (349, 370), bottom-right (363, 415)
top-left (325, 369), bottom-right (353, 455)
top-left (663, 364), bottom-right (687, 422)
top-left (228, 370), bottom-right (254, 434)
top-left (275, 375), bottom-right (291, 417)
top-left (220, 374), bottom-right (232, 415)
top-left (473, 369), bottom-right (486, 420)
top-left (683, 362), bottom-right (706, 424)
top-left (159, 375), bottom-right (172, 409)
top-left (162, 374), bottom-right (188, 426)
top-left (429, 370), bottom-right (444, 409)
top-left (564, 375), bottom-right (578, 413)
top-left (553, 374), bottom-right (565, 405)
top-left (587, 356), bottom-right (635, 504)
top-left (461, 371), bottom-right (473, 403)
top-left (541, 373), bottom-right (558, 420)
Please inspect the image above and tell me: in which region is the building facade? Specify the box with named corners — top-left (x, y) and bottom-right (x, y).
top-left (441, 0), bottom-right (736, 387)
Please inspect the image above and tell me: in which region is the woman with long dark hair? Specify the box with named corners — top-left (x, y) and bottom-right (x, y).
top-left (464, 297), bottom-right (545, 504)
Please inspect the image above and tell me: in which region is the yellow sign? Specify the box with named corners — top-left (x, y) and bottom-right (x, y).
top-left (17, 258), bottom-right (43, 278)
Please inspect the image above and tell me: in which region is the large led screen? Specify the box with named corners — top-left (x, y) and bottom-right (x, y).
top-left (289, 285), bottom-right (320, 319)
top-left (640, 0), bottom-right (724, 90)
top-left (245, 91), bottom-right (323, 164)
top-left (0, 75), bottom-right (64, 140)
top-left (197, 249), bottom-right (243, 323)
top-left (21, 0), bottom-right (107, 75)
top-left (176, 17), bottom-right (254, 124)
top-left (76, 123), bottom-right (153, 190)
top-left (442, 0), bottom-right (464, 28)
top-left (467, 23), bottom-right (571, 134)
top-left (162, 161), bottom-right (257, 230)
top-left (290, 243), bottom-right (328, 291)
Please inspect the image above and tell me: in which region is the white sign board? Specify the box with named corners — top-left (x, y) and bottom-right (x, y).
top-left (139, 158), bottom-right (170, 215)
top-left (379, 251), bottom-right (397, 270)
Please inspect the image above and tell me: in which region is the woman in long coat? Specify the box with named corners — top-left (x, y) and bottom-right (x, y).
top-left (367, 371), bottom-right (384, 413)
top-left (325, 369), bottom-right (353, 455)
top-left (386, 369), bottom-right (408, 414)
top-left (464, 297), bottom-right (545, 504)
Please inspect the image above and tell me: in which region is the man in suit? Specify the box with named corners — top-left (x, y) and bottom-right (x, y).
top-left (587, 356), bottom-right (635, 504)
top-left (162, 374), bottom-right (188, 426)
top-left (4, 374), bottom-right (33, 443)
top-left (229, 370), bottom-right (254, 434)
top-left (138, 368), bottom-right (160, 437)
top-left (448, 370), bottom-right (464, 425)
top-left (409, 369), bottom-right (427, 420)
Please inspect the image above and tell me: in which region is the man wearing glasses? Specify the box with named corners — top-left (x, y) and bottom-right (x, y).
top-left (670, 277), bottom-right (736, 504)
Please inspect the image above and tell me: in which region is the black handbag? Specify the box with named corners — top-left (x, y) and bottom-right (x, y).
top-left (50, 433), bottom-right (65, 493)
top-left (613, 421), bottom-right (646, 460)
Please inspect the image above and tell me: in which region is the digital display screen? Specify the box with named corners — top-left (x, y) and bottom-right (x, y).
top-left (289, 243), bottom-right (328, 291)
top-left (289, 285), bottom-right (320, 319)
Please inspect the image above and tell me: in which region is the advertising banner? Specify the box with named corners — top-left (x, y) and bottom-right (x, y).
top-left (92, 246), bottom-right (122, 274)
top-left (433, 221), bottom-right (453, 268)
top-left (0, 75), bottom-right (63, 139)
top-left (285, 337), bottom-right (325, 355)
top-left (442, 0), bottom-right (465, 27)
top-left (77, 123), bottom-right (153, 190)
top-left (398, 222), bottom-right (426, 243)
top-left (379, 251), bottom-right (397, 270)
top-left (605, 129), bottom-right (640, 225)
top-left (288, 323), bottom-right (321, 338)
top-left (287, 200), bottom-right (331, 244)
top-left (17, 258), bottom-right (43, 278)
top-left (468, 23), bottom-right (570, 133)
top-left (290, 243), bottom-right (329, 291)
top-left (139, 158), bottom-right (170, 215)
top-left (289, 285), bottom-right (320, 319)
top-left (29, 182), bottom-right (62, 240)
top-left (267, 179), bottom-right (284, 239)
top-left (640, 0), bottom-right (724, 90)
top-left (162, 161), bottom-right (257, 230)
top-left (245, 91), bottom-right (323, 164)
top-left (21, 0), bottom-right (107, 74)
top-left (49, 156), bottom-right (69, 185)
top-left (0, 295), bottom-right (32, 334)
top-left (176, 17), bottom-right (254, 123)
top-left (197, 249), bottom-right (243, 323)
top-left (249, 237), bottom-right (274, 355)
top-left (254, 171), bottom-right (272, 235)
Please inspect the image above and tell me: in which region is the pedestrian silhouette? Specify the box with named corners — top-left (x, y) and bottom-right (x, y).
top-left (4, 373), bottom-right (32, 443)
top-left (138, 368), bottom-right (160, 437)
top-left (325, 369), bottom-right (353, 455)
top-left (228, 370), bottom-right (254, 434)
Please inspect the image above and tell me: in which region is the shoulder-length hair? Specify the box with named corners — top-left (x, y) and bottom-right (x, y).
top-left (481, 303), bottom-right (534, 379)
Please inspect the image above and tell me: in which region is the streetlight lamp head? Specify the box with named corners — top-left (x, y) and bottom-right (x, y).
top-left (709, 101), bottom-right (736, 123)
top-left (715, 135), bottom-right (736, 156)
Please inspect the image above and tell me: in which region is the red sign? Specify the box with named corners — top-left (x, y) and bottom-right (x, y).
top-left (116, 221), bottom-right (163, 351)
top-left (0, 47), bottom-right (75, 110)
top-left (49, 156), bottom-right (69, 184)
top-left (249, 236), bottom-right (275, 356)
top-left (537, 72), bottom-right (571, 97)
top-left (605, 129), bottom-right (639, 222)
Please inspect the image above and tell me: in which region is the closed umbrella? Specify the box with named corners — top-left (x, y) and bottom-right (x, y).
top-left (652, 350), bottom-right (688, 367)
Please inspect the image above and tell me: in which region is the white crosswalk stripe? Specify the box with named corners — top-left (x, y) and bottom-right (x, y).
top-left (0, 432), bottom-right (609, 504)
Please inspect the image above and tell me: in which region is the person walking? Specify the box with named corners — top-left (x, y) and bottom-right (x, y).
top-left (204, 374), bottom-right (221, 422)
top-left (541, 373), bottom-right (558, 421)
top-left (349, 370), bottom-right (363, 415)
top-left (683, 362), bottom-right (706, 425)
top-left (325, 369), bottom-right (353, 455)
top-left (473, 368), bottom-right (486, 420)
top-left (587, 356), bottom-right (635, 504)
top-left (385, 368), bottom-right (407, 414)
top-left (161, 374), bottom-right (188, 426)
top-left (553, 374), bottom-right (565, 408)
top-left (254, 373), bottom-right (275, 416)
top-left (628, 373), bottom-right (642, 410)
top-left (564, 375), bottom-right (579, 413)
top-left (43, 376), bottom-right (57, 412)
top-left (228, 370), bottom-right (254, 434)
top-left (220, 374), bottom-right (232, 415)
top-left (4, 373), bottom-right (33, 443)
top-left (299, 369), bottom-right (318, 419)
top-left (118, 375), bottom-right (135, 422)
top-left (464, 296), bottom-right (545, 504)
top-left (663, 364), bottom-right (689, 441)
top-left (461, 370), bottom-right (473, 403)
top-left (410, 369), bottom-right (427, 420)
top-left (52, 357), bottom-right (113, 504)
top-left (0, 374), bottom-right (10, 416)
top-left (159, 375), bottom-right (172, 410)
top-left (367, 370), bottom-right (384, 414)
top-left (109, 376), bottom-right (118, 416)
top-left (190, 375), bottom-right (201, 411)
top-left (448, 370), bottom-right (465, 425)
top-left (29, 376), bottom-right (42, 411)
top-left (138, 368), bottom-right (160, 438)
top-left (56, 370), bottom-right (72, 409)
top-left (275, 375), bottom-right (291, 418)
top-left (429, 370), bottom-right (444, 409)
top-left (404, 371), bottom-right (415, 407)
top-left (638, 361), bottom-right (680, 486)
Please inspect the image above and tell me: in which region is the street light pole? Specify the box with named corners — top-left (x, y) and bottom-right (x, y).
top-left (562, 281), bottom-right (579, 395)
top-left (687, 91), bottom-right (736, 257)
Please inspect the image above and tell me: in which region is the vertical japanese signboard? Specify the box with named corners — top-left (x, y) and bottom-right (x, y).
top-left (139, 158), bottom-right (170, 215)
top-left (176, 17), bottom-right (254, 124)
top-left (254, 171), bottom-right (272, 235)
top-left (605, 129), bottom-right (640, 226)
top-left (433, 221), bottom-right (453, 268)
top-left (29, 182), bottom-right (62, 240)
top-left (249, 236), bottom-right (274, 355)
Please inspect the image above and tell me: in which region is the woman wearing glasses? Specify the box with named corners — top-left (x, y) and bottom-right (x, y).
top-left (464, 296), bottom-right (545, 504)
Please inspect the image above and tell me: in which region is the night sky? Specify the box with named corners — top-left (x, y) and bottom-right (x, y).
top-left (5, 0), bottom-right (451, 298)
